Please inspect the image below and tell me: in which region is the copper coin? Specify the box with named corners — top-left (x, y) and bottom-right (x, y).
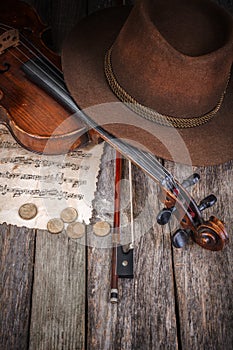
top-left (93, 221), bottom-right (111, 237)
top-left (47, 218), bottom-right (64, 234)
top-left (66, 222), bottom-right (86, 239)
top-left (18, 203), bottom-right (38, 220)
top-left (60, 207), bottom-right (78, 223)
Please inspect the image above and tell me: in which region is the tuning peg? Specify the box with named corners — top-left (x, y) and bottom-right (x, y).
top-left (157, 207), bottom-right (175, 225)
top-left (181, 173), bottom-right (200, 189)
top-left (198, 194), bottom-right (217, 212)
top-left (172, 229), bottom-right (190, 248)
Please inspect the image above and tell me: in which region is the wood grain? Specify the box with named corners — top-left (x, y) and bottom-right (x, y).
top-left (165, 160), bottom-right (233, 350)
top-left (0, 1), bottom-right (232, 350)
top-left (87, 144), bottom-right (178, 349)
top-left (29, 229), bottom-right (85, 350)
top-left (0, 224), bottom-right (35, 350)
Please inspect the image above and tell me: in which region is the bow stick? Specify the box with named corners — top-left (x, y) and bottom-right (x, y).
top-left (110, 150), bottom-right (122, 303)
top-left (111, 152), bottom-right (134, 303)
top-left (21, 56), bottom-right (229, 251)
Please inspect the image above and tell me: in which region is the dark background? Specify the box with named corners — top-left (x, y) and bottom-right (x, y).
top-left (24, 0), bottom-right (233, 52)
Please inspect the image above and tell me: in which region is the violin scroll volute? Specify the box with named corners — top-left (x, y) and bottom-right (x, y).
top-left (194, 216), bottom-right (229, 251)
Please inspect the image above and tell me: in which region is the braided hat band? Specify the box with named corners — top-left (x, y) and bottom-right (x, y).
top-left (104, 47), bottom-right (230, 129)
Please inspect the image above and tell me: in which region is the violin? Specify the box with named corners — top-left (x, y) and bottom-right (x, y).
top-left (0, 0), bottom-right (229, 252)
top-left (0, 0), bottom-right (92, 154)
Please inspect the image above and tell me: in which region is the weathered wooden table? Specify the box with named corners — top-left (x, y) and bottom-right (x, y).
top-left (0, 1), bottom-right (232, 349)
top-left (1, 145), bottom-right (232, 350)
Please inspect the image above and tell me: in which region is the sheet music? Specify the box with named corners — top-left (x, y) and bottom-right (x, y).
top-left (0, 127), bottom-right (104, 229)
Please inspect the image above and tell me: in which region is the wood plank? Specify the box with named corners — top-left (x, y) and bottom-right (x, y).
top-left (0, 223), bottom-right (35, 350)
top-left (87, 144), bottom-right (178, 349)
top-left (165, 160), bottom-right (233, 350)
top-left (29, 229), bottom-right (85, 350)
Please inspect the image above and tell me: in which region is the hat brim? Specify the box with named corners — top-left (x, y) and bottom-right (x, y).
top-left (62, 6), bottom-right (233, 166)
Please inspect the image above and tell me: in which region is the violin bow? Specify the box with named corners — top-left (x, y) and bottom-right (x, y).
top-left (21, 57), bottom-right (229, 252)
top-left (111, 151), bottom-right (134, 303)
top-left (110, 151), bottom-right (122, 303)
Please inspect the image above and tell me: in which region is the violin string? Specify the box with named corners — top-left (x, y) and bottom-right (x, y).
top-left (0, 23), bottom-right (64, 86)
top-left (0, 27), bottom-right (173, 187)
top-left (12, 33), bottom-right (180, 186)
top-left (1, 33), bottom-right (168, 182)
top-left (0, 24), bottom-right (12, 30)
top-left (0, 22), bottom-right (62, 78)
top-left (15, 35), bottom-right (67, 92)
top-left (8, 44), bottom-right (179, 189)
top-left (7, 44), bottom-right (70, 98)
top-left (0, 23), bottom-right (193, 210)
top-left (0, 24), bottom-right (176, 182)
top-left (19, 38), bottom-right (65, 84)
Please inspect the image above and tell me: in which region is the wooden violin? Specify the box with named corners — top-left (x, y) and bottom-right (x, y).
top-left (0, 0), bottom-right (93, 154)
top-left (0, 0), bottom-right (229, 251)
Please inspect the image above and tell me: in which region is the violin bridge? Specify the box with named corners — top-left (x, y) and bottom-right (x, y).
top-left (0, 29), bottom-right (19, 55)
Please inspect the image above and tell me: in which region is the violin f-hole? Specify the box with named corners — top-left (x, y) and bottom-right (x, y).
top-left (0, 62), bottom-right (11, 73)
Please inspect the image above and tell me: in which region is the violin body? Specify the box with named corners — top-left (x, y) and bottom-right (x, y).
top-left (0, 0), bottom-right (89, 154)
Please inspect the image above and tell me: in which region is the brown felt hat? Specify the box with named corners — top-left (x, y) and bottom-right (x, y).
top-left (62, 0), bottom-right (233, 166)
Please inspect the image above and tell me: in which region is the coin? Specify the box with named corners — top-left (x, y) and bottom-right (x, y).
top-left (93, 221), bottom-right (111, 237)
top-left (47, 218), bottom-right (64, 234)
top-left (66, 222), bottom-right (86, 239)
top-left (60, 207), bottom-right (78, 223)
top-left (18, 203), bottom-right (38, 220)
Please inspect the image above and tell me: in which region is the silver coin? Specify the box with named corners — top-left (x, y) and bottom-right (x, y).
top-left (66, 222), bottom-right (86, 239)
top-left (18, 203), bottom-right (38, 220)
top-left (60, 207), bottom-right (78, 223)
top-left (93, 221), bottom-right (111, 237)
top-left (47, 218), bottom-right (64, 234)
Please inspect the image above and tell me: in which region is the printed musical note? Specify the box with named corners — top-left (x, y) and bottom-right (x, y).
top-left (0, 126), bottom-right (104, 229)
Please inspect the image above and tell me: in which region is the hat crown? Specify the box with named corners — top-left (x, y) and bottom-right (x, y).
top-left (147, 0), bottom-right (233, 57)
top-left (109, 0), bottom-right (233, 119)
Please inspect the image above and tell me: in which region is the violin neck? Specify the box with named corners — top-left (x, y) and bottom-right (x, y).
top-left (22, 57), bottom-right (175, 189)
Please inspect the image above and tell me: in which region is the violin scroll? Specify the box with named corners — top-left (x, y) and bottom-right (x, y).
top-left (194, 216), bottom-right (229, 251)
top-left (157, 173), bottom-right (229, 251)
